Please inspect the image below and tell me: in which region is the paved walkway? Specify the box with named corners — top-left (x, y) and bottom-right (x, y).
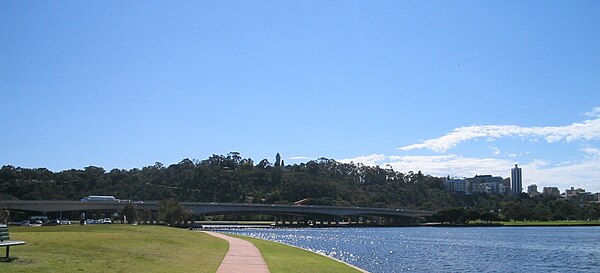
top-left (203, 231), bottom-right (270, 273)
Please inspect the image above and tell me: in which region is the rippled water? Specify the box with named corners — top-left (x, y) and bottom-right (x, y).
top-left (225, 226), bottom-right (600, 273)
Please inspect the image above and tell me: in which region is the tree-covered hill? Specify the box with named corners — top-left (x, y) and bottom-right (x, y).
top-left (1, 152), bottom-right (598, 221)
top-left (0, 153), bottom-right (459, 208)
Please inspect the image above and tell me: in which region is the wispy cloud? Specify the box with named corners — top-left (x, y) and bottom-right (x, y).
top-left (339, 154), bottom-right (386, 166)
top-left (582, 147), bottom-right (600, 157)
top-left (398, 114), bottom-right (600, 152)
top-left (584, 107), bottom-right (600, 118)
top-left (489, 146), bottom-right (500, 156)
top-left (288, 156), bottom-right (312, 160)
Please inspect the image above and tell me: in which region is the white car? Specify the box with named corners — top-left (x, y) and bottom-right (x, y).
top-left (60, 220), bottom-right (72, 225)
top-left (102, 218), bottom-right (112, 224)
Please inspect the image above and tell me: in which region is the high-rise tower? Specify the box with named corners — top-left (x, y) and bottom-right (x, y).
top-left (511, 164), bottom-right (522, 195)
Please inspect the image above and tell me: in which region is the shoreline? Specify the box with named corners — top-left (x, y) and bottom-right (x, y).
top-left (424, 221), bottom-right (600, 227)
top-left (185, 220), bottom-right (600, 230)
top-left (227, 232), bottom-right (370, 273)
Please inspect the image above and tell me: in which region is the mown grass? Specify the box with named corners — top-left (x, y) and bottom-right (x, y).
top-left (2, 225), bottom-right (227, 273)
top-left (499, 220), bottom-right (600, 226)
top-left (229, 234), bottom-right (364, 273)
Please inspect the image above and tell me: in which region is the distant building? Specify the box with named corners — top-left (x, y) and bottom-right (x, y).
top-left (467, 175), bottom-right (506, 194)
top-left (564, 187), bottom-right (595, 204)
top-left (445, 178), bottom-right (468, 193)
top-left (543, 187), bottom-right (560, 197)
top-left (565, 187), bottom-right (585, 197)
top-left (503, 178), bottom-right (512, 194)
top-left (511, 164), bottom-right (522, 195)
top-left (527, 184), bottom-right (541, 197)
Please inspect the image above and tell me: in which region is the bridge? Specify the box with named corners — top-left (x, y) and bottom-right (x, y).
top-left (0, 200), bottom-right (434, 225)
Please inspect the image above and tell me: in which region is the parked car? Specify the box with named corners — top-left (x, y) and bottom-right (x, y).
top-left (60, 220), bottom-right (72, 225)
top-left (42, 219), bottom-right (61, 226)
top-left (85, 219), bottom-right (96, 225)
top-left (102, 218), bottom-right (112, 224)
top-left (20, 220), bottom-right (32, 226)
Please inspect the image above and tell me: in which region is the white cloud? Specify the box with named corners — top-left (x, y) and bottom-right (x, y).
top-left (386, 154), bottom-right (514, 178)
top-left (346, 153), bottom-right (513, 178)
top-left (339, 154), bottom-right (387, 166)
top-left (346, 107), bottom-right (600, 192)
top-left (582, 147), bottom-right (600, 157)
top-left (584, 107), bottom-right (600, 118)
top-left (507, 152), bottom-right (529, 158)
top-left (521, 158), bottom-right (600, 192)
top-left (398, 114), bottom-right (600, 152)
top-left (489, 146), bottom-right (500, 156)
top-left (288, 156), bottom-right (312, 160)
top-left (341, 153), bottom-right (600, 192)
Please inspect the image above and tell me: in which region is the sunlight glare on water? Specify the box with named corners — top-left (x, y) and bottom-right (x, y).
top-left (225, 227), bottom-right (600, 273)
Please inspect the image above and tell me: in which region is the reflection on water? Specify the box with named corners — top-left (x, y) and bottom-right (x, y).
top-left (225, 226), bottom-right (600, 273)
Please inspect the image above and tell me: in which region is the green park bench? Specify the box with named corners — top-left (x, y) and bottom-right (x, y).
top-left (0, 224), bottom-right (26, 258)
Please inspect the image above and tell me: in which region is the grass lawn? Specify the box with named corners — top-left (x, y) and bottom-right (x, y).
top-left (229, 234), bottom-right (364, 273)
top-left (499, 220), bottom-right (600, 226)
top-left (2, 225), bottom-right (227, 273)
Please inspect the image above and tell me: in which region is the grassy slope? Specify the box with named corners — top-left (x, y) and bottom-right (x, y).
top-left (2, 225), bottom-right (227, 273)
top-left (229, 234), bottom-right (364, 273)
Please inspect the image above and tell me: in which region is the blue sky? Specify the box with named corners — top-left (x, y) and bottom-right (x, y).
top-left (2, 1), bottom-right (600, 192)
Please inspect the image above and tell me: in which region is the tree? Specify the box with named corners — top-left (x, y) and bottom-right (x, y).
top-left (120, 203), bottom-right (138, 224)
top-left (463, 208), bottom-right (482, 224)
top-left (140, 209), bottom-right (153, 224)
top-left (480, 211), bottom-right (500, 223)
top-left (159, 198), bottom-right (190, 226)
top-left (275, 153), bottom-right (281, 167)
top-left (258, 159), bottom-right (270, 169)
top-left (432, 208), bottom-right (465, 224)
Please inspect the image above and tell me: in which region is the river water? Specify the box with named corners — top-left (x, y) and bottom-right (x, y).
top-left (225, 226), bottom-right (600, 273)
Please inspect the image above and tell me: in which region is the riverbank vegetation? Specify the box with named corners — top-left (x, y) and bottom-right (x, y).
top-left (4, 225), bottom-right (227, 272)
top-left (1, 153), bottom-right (599, 222)
top-left (432, 197), bottom-right (600, 224)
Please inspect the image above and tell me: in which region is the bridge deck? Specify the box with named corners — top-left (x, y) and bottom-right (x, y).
top-left (0, 200), bottom-right (434, 219)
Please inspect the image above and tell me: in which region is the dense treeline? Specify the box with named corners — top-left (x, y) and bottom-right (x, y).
top-left (1, 152), bottom-right (599, 221)
top-left (0, 153), bottom-right (449, 208)
top-left (433, 197), bottom-right (600, 224)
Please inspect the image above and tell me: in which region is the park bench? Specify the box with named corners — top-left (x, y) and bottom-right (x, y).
top-left (0, 224), bottom-right (25, 258)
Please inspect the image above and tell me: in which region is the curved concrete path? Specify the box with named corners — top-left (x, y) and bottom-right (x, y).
top-left (203, 231), bottom-right (270, 273)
